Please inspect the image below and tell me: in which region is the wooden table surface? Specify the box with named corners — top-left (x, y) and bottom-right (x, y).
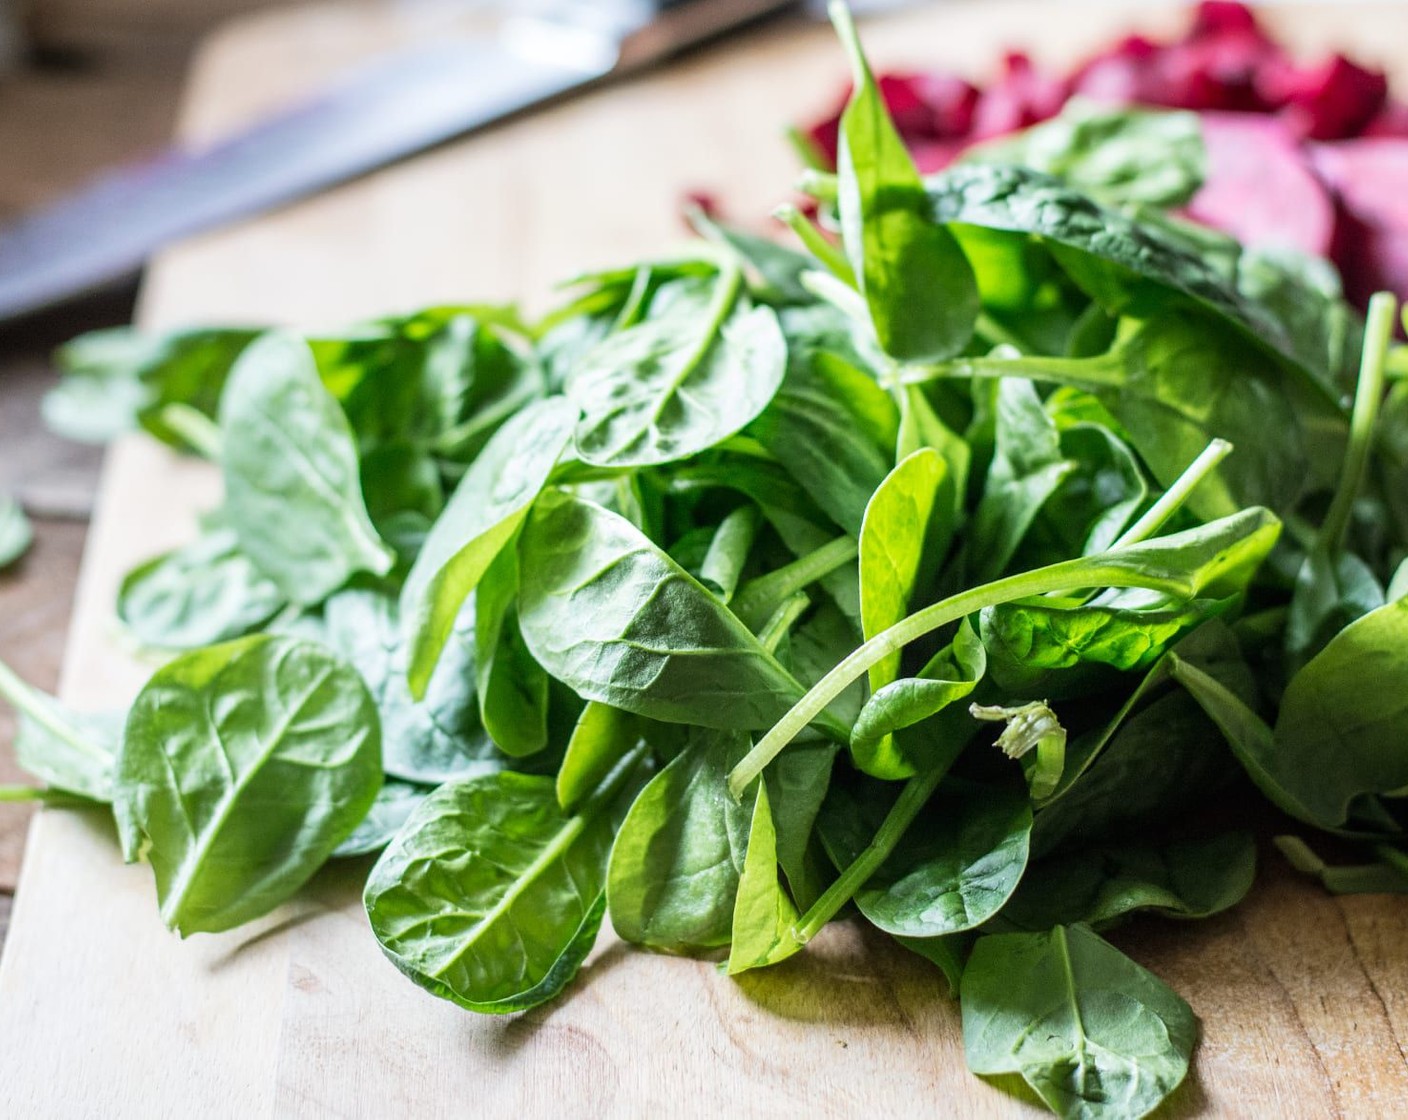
top-left (2, 2), bottom-right (1408, 1115)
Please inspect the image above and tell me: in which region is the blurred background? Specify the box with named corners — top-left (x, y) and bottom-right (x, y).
top-left (0, 0), bottom-right (326, 942)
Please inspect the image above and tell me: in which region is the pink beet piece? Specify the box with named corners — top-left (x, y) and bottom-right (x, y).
top-left (1312, 139), bottom-right (1408, 301)
top-left (1186, 112), bottom-right (1336, 256)
top-left (1264, 55), bottom-right (1388, 140)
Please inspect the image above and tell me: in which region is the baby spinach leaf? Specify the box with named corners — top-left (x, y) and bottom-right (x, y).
top-left (364, 757), bottom-right (643, 1013)
top-left (116, 635), bottom-right (382, 934)
top-left (518, 490), bottom-right (843, 736)
top-left (401, 396), bottom-right (576, 697)
top-left (1038, 422), bottom-right (1147, 558)
top-left (607, 729), bottom-right (752, 952)
top-left (698, 504), bottom-right (760, 604)
top-left (764, 738), bottom-right (838, 908)
top-left (1179, 596), bottom-right (1408, 832)
top-left (821, 779), bottom-right (1032, 938)
top-left (218, 332), bottom-right (394, 605)
top-left (322, 589), bottom-right (499, 784)
top-left (965, 100), bottom-right (1206, 208)
top-left (118, 522), bottom-right (286, 650)
top-left (0, 493), bottom-right (32, 570)
top-left (831, 3), bottom-right (977, 361)
top-left (727, 778), bottom-right (804, 974)
top-left (557, 701), bottom-right (641, 812)
top-left (332, 779), bottom-right (433, 859)
top-left (0, 660), bottom-right (119, 803)
top-left (569, 268), bottom-right (786, 468)
top-left (861, 448), bottom-right (948, 691)
top-left (473, 547), bottom-right (549, 758)
top-left (923, 161), bottom-right (1321, 386)
top-left (851, 620), bottom-right (986, 780)
top-left (980, 593), bottom-right (1228, 697)
top-left (749, 334), bottom-right (897, 536)
top-left (967, 379), bottom-right (1075, 583)
top-left (996, 832), bottom-right (1256, 932)
top-left (961, 924), bottom-right (1197, 1120)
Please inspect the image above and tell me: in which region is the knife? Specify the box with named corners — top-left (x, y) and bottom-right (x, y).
top-left (0, 0), bottom-right (800, 323)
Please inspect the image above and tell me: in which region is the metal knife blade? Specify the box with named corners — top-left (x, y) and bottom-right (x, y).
top-left (0, 0), bottom-right (797, 323)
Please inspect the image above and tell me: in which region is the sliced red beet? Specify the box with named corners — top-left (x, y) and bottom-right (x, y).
top-left (1264, 55), bottom-right (1388, 140)
top-left (970, 53), bottom-right (1067, 140)
top-left (1187, 112), bottom-right (1336, 256)
top-left (1311, 139), bottom-right (1408, 301)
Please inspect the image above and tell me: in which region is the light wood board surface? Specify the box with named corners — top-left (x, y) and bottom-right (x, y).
top-left (3, 2), bottom-right (1408, 1115)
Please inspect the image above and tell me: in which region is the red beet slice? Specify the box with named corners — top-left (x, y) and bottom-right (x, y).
top-left (1187, 111), bottom-right (1336, 255)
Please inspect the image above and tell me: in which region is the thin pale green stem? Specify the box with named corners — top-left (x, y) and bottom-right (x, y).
top-left (728, 553), bottom-right (1187, 797)
top-left (1113, 438), bottom-right (1232, 549)
top-left (1319, 291), bottom-right (1395, 554)
top-left (773, 204), bottom-right (854, 286)
top-left (158, 404), bottom-right (223, 462)
top-left (795, 168), bottom-right (838, 204)
top-left (757, 592), bottom-right (812, 655)
top-left (732, 534), bottom-right (858, 629)
top-left (792, 765), bottom-right (946, 942)
top-left (899, 351), bottom-right (1126, 390)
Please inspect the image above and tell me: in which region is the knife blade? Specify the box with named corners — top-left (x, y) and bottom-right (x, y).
top-left (0, 0), bottom-right (798, 322)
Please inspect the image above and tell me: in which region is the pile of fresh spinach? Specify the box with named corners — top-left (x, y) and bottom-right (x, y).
top-left (5, 5), bottom-right (1408, 1116)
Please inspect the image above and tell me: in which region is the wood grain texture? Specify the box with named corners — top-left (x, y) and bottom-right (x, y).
top-left (1, 2), bottom-right (1407, 1116)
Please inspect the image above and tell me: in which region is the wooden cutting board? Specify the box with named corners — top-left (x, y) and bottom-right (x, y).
top-left (4, 2), bottom-right (1408, 1115)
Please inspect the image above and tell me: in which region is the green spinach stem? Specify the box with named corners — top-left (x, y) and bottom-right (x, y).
top-left (792, 764), bottom-right (946, 942)
top-left (732, 534), bottom-right (858, 627)
top-left (773, 204), bottom-right (855, 286)
top-left (1318, 291), bottom-right (1395, 554)
top-left (729, 552), bottom-right (1196, 797)
top-left (1113, 437), bottom-right (1232, 548)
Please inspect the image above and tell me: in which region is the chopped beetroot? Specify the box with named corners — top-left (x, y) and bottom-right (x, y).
top-left (1265, 56), bottom-right (1388, 140)
top-left (1363, 100), bottom-right (1408, 138)
top-left (1188, 113), bottom-right (1336, 256)
top-left (970, 53), bottom-right (1068, 140)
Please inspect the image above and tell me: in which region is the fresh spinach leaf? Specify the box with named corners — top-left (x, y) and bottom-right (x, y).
top-left (364, 756), bottom-right (643, 1013)
top-left (116, 635), bottom-right (382, 934)
top-left (218, 332), bottom-right (394, 604)
top-left (0, 493), bottom-right (32, 570)
top-left (820, 778), bottom-right (1032, 938)
top-left (401, 396), bottom-right (576, 696)
top-left (118, 522), bottom-right (286, 650)
top-left (831, 3), bottom-right (978, 361)
top-left (961, 924), bottom-right (1196, 1120)
top-left (996, 832), bottom-right (1255, 932)
top-left (851, 620), bottom-right (986, 780)
top-left (473, 546), bottom-right (549, 758)
top-left (0, 660), bottom-right (119, 802)
top-left (607, 729), bottom-right (752, 952)
top-left (861, 448), bottom-right (949, 691)
top-left (518, 490), bottom-right (844, 736)
top-left (727, 778), bottom-right (804, 974)
top-left (569, 268), bottom-right (786, 468)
